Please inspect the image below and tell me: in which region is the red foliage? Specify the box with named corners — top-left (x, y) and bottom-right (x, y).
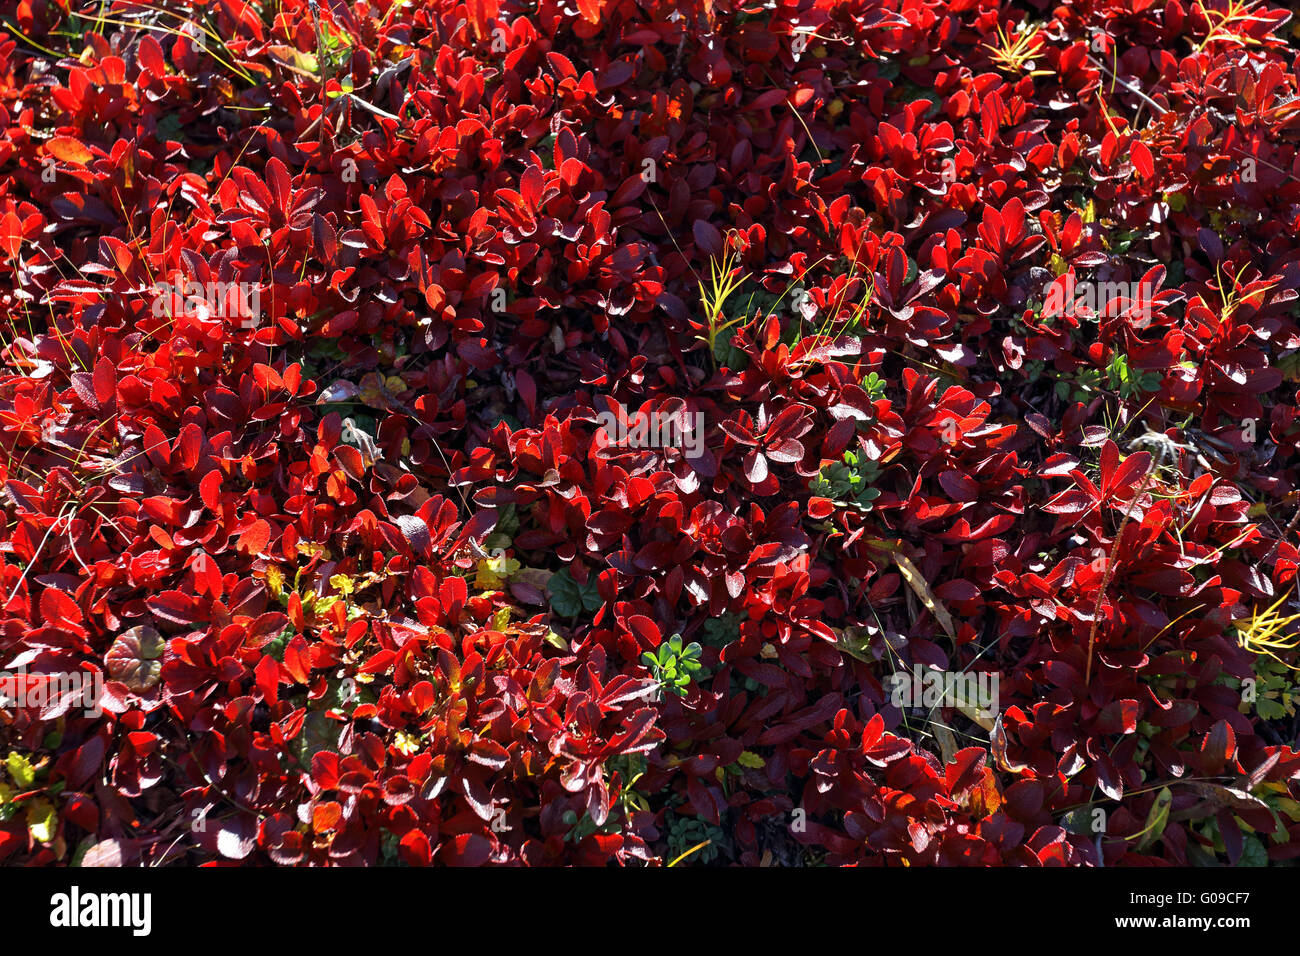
top-left (1, 0), bottom-right (1300, 866)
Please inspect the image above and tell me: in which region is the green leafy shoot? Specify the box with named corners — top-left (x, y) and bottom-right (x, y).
top-left (1106, 352), bottom-right (1163, 399)
top-left (642, 633), bottom-right (703, 698)
top-left (809, 449), bottom-right (882, 512)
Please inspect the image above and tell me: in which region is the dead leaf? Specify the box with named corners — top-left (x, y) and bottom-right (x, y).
top-left (893, 551), bottom-right (956, 644)
top-left (932, 722), bottom-right (959, 765)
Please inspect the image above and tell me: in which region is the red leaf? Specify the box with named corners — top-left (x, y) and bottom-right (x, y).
top-left (441, 832), bottom-right (492, 866)
top-left (217, 817), bottom-right (256, 859)
top-left (807, 497), bottom-right (834, 519)
top-left (1131, 140), bottom-right (1154, 179)
top-left (40, 587), bottom-right (82, 630)
top-left (393, 514), bottom-right (431, 554)
top-left (255, 654), bottom-right (281, 706)
top-left (1096, 699), bottom-right (1139, 735)
top-left (92, 356), bottom-right (117, 407)
top-left (237, 519), bottom-right (271, 556)
top-left (81, 838), bottom-right (133, 867)
top-left (146, 590), bottom-right (196, 626)
top-left (399, 829), bottom-right (432, 865)
top-left (105, 626), bottom-right (165, 692)
top-left (692, 220), bottom-right (723, 258)
top-left (312, 802), bottom-right (342, 832)
top-left (0, 212), bottom-right (21, 259)
top-left (1201, 720), bottom-right (1237, 774)
top-left (200, 470), bottom-right (223, 511)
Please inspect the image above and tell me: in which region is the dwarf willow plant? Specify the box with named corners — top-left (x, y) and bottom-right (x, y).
top-left (642, 634), bottom-right (703, 698)
top-left (810, 450), bottom-right (882, 512)
top-left (1106, 352), bottom-right (1162, 399)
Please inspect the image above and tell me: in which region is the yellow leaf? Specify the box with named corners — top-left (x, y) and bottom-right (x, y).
top-left (1136, 787), bottom-right (1173, 851)
top-left (475, 555), bottom-right (519, 589)
top-left (46, 136), bottom-right (93, 166)
top-left (265, 564), bottom-right (285, 600)
top-left (965, 770), bottom-right (1003, 818)
top-left (952, 690), bottom-right (998, 732)
top-left (27, 798), bottom-right (56, 843)
top-left (667, 838), bottom-right (712, 867)
top-left (6, 752), bottom-right (35, 788)
top-left (892, 551), bottom-right (956, 644)
top-left (737, 751), bottom-right (765, 769)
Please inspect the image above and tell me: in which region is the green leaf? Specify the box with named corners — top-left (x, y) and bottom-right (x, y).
top-left (1257, 696), bottom-right (1287, 720)
top-left (547, 568), bottom-right (600, 617)
top-left (1136, 787), bottom-right (1172, 851)
top-left (1236, 835), bottom-right (1268, 867)
top-left (290, 709), bottom-right (336, 768)
top-left (265, 625), bottom-right (295, 662)
top-left (1060, 807), bottom-right (1094, 836)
